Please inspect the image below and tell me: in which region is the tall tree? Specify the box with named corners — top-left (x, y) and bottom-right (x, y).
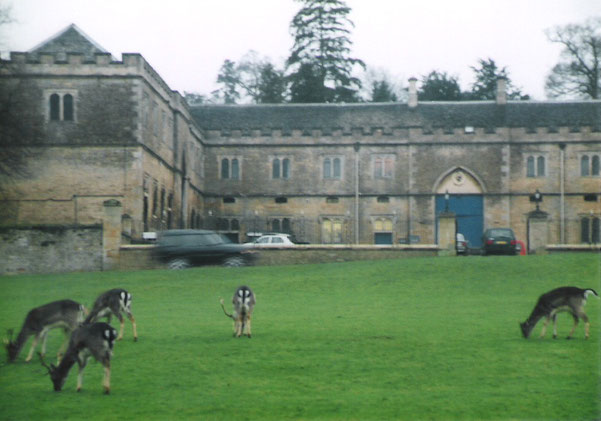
top-left (287, 0), bottom-right (365, 103)
top-left (370, 80), bottom-right (398, 102)
top-left (213, 53), bottom-right (287, 104)
top-left (215, 60), bottom-right (241, 104)
top-left (418, 71), bottom-right (462, 101)
top-left (545, 18), bottom-right (601, 99)
top-left (466, 58), bottom-right (528, 100)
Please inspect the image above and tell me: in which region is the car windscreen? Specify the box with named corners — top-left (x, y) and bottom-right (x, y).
top-left (488, 229), bottom-right (513, 238)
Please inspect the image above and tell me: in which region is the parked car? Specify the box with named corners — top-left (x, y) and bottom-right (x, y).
top-left (154, 229), bottom-right (257, 269)
top-left (456, 233), bottom-right (469, 256)
top-left (244, 233), bottom-right (296, 247)
top-left (481, 228), bottom-right (518, 256)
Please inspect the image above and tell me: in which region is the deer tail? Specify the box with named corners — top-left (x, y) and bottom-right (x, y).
top-left (220, 298), bottom-right (233, 319)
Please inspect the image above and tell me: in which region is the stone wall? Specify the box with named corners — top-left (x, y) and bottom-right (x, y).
top-left (118, 244), bottom-right (440, 271)
top-left (0, 225), bottom-right (103, 275)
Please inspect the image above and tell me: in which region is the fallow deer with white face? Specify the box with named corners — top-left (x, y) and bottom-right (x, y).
top-left (220, 286), bottom-right (256, 338)
top-left (84, 289), bottom-right (137, 341)
top-left (4, 300), bottom-right (87, 363)
top-left (520, 286), bottom-right (599, 339)
top-left (41, 322), bottom-right (117, 394)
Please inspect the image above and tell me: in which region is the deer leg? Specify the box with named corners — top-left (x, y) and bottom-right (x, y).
top-left (116, 313), bottom-right (125, 341)
top-left (103, 361), bottom-right (111, 395)
top-left (539, 316), bottom-right (550, 338)
top-left (552, 314), bottom-right (558, 339)
top-left (127, 312), bottom-right (138, 342)
top-left (25, 333), bottom-right (41, 362)
top-left (235, 317), bottom-right (242, 337)
top-left (576, 310), bottom-right (590, 339)
top-left (566, 314), bottom-right (579, 339)
top-left (77, 355), bottom-right (90, 392)
top-left (56, 328), bottom-right (69, 363)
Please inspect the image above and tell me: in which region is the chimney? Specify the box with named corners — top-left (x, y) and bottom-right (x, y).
top-left (408, 77), bottom-right (418, 108)
top-left (496, 77), bottom-right (507, 105)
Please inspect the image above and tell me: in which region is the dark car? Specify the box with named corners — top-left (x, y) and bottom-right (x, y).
top-left (481, 228), bottom-right (518, 256)
top-left (154, 229), bottom-right (257, 269)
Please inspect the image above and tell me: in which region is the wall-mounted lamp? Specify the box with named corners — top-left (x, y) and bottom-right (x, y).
top-left (530, 189), bottom-right (543, 211)
top-left (444, 190), bottom-right (450, 212)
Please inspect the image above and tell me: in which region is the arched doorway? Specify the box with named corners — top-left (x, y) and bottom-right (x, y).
top-left (434, 167), bottom-right (485, 248)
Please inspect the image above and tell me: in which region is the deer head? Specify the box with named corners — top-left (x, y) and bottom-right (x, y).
top-left (39, 353), bottom-right (66, 391)
top-left (4, 329), bottom-right (17, 362)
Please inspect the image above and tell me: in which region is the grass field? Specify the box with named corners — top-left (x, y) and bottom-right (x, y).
top-left (0, 253), bottom-right (599, 420)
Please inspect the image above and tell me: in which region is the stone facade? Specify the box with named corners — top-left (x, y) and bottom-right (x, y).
top-left (1, 24), bottom-right (600, 252)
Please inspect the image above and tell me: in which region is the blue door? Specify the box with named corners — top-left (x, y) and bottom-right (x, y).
top-left (436, 195), bottom-right (484, 248)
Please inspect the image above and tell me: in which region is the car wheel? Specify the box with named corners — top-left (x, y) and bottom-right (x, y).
top-left (223, 256), bottom-right (246, 267)
top-left (168, 258), bottom-right (191, 270)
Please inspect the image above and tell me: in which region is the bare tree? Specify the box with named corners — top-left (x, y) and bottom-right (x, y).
top-left (545, 17), bottom-right (601, 99)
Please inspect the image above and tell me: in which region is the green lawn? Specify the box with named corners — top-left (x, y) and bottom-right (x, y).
top-left (0, 254), bottom-right (599, 420)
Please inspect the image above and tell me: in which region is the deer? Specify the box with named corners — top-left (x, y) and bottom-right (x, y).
top-left (84, 289), bottom-right (137, 341)
top-left (520, 286), bottom-right (599, 339)
top-left (40, 322), bottom-right (117, 394)
top-left (220, 286), bottom-right (256, 338)
top-left (4, 299), bottom-right (87, 363)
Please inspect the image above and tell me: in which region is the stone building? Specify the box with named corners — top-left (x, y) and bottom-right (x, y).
top-left (1, 25), bottom-right (600, 251)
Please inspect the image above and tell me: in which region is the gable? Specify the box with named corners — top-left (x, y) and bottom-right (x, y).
top-left (28, 24), bottom-right (110, 61)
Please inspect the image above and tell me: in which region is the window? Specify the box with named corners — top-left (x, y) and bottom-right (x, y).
top-left (581, 154), bottom-right (600, 176)
top-left (270, 218), bottom-right (292, 233)
top-left (167, 193), bottom-right (173, 229)
top-left (326, 196), bottom-right (339, 203)
top-left (49, 94), bottom-right (60, 120)
top-left (63, 94), bottom-right (74, 121)
top-left (526, 155), bottom-right (546, 177)
top-left (581, 216), bottom-right (600, 244)
top-left (223, 197), bottom-right (236, 204)
top-left (324, 157), bottom-right (342, 179)
top-left (221, 157), bottom-right (241, 180)
top-left (48, 92), bottom-right (75, 121)
top-left (377, 196), bottom-right (390, 203)
top-left (275, 197), bottom-right (288, 204)
top-left (374, 217), bottom-right (393, 245)
top-left (273, 158), bottom-right (291, 179)
top-left (322, 218), bottom-right (344, 244)
top-left (272, 219), bottom-right (280, 232)
top-left (374, 155), bottom-right (394, 178)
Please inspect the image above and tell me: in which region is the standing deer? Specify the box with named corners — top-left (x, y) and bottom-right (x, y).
top-left (4, 300), bottom-right (87, 363)
top-left (84, 289), bottom-right (137, 341)
top-left (220, 286), bottom-right (256, 338)
top-left (520, 286), bottom-right (599, 339)
top-left (40, 322), bottom-right (117, 394)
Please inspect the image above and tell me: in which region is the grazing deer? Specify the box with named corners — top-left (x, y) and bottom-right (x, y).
top-left (84, 289), bottom-right (137, 341)
top-left (40, 322), bottom-right (117, 394)
top-left (520, 287), bottom-right (599, 339)
top-left (220, 286), bottom-right (256, 338)
top-left (4, 300), bottom-right (87, 363)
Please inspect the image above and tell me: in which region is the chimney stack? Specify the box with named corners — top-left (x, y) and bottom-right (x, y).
top-left (408, 77), bottom-right (418, 108)
top-left (496, 77), bottom-right (507, 105)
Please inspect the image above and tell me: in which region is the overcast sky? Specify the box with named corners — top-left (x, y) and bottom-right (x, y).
top-left (2, 0), bottom-right (600, 100)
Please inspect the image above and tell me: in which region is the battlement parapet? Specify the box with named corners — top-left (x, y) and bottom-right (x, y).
top-left (202, 124), bottom-right (601, 143)
top-left (3, 50), bottom-right (175, 99)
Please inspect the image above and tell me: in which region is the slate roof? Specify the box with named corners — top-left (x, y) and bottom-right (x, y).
top-left (28, 24), bottom-right (111, 61)
top-left (190, 101), bottom-right (601, 133)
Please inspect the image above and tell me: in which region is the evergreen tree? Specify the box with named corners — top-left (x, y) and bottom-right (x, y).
top-left (287, 0), bottom-right (365, 103)
top-left (418, 71), bottom-right (462, 101)
top-left (370, 80), bottom-right (398, 102)
top-left (466, 58), bottom-right (529, 100)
